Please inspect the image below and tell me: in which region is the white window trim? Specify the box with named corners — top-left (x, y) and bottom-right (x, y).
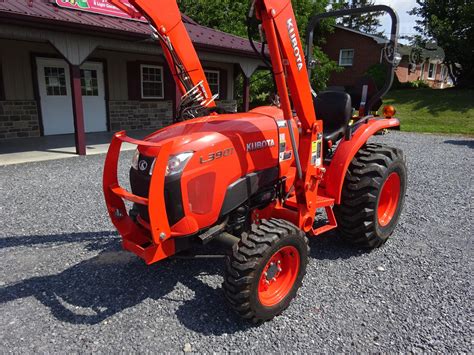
top-left (420, 62), bottom-right (425, 80)
top-left (441, 65), bottom-right (449, 81)
top-left (427, 62), bottom-right (437, 81)
top-left (204, 69), bottom-right (220, 99)
top-left (338, 49), bottom-right (354, 67)
top-left (140, 64), bottom-right (164, 99)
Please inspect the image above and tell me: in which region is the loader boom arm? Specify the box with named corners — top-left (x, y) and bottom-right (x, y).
top-left (256, 0), bottom-right (316, 131)
top-left (109, 0), bottom-right (315, 126)
top-left (108, 0), bottom-right (216, 113)
top-left (254, 0), bottom-right (321, 227)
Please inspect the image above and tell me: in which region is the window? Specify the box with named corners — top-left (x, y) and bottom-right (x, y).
top-left (427, 62), bottom-right (437, 80)
top-left (80, 69), bottom-right (99, 96)
top-left (420, 62), bottom-right (425, 80)
top-left (441, 65), bottom-right (449, 81)
top-left (339, 49), bottom-right (354, 66)
top-left (141, 65), bottom-right (164, 99)
top-left (205, 70), bottom-right (220, 99)
top-left (44, 67), bottom-right (67, 96)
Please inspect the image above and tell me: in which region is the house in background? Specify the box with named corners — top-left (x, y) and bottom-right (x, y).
top-left (0, 0), bottom-right (263, 154)
top-left (322, 25), bottom-right (388, 89)
top-left (322, 25), bottom-right (451, 91)
top-left (396, 45), bottom-right (451, 89)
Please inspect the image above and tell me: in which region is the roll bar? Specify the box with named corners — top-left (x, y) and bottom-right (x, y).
top-left (305, 5), bottom-right (400, 115)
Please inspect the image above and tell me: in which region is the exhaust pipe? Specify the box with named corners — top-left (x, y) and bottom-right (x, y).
top-left (212, 232), bottom-right (240, 248)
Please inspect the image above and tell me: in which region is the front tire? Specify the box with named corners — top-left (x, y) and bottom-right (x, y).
top-left (334, 143), bottom-right (407, 248)
top-left (223, 219), bottom-right (309, 323)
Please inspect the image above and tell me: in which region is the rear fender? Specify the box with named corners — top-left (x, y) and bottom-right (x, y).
top-left (324, 118), bottom-right (400, 204)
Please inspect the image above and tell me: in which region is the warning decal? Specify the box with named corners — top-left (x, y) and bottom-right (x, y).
top-left (311, 138), bottom-right (322, 166)
top-left (279, 133), bottom-right (293, 162)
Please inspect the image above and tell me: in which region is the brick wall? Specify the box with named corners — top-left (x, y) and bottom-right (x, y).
top-left (322, 28), bottom-right (384, 88)
top-left (109, 100), bottom-right (174, 131)
top-left (396, 58), bottom-right (422, 83)
top-left (0, 101), bottom-right (40, 140)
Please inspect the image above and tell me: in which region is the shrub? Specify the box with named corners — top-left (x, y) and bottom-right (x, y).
top-left (366, 63), bottom-right (401, 90)
top-left (395, 79), bottom-right (430, 90)
top-left (408, 79), bottom-right (430, 89)
top-left (366, 64), bottom-right (387, 89)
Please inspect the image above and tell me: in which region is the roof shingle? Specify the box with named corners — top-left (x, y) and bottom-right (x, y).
top-left (0, 0), bottom-right (261, 57)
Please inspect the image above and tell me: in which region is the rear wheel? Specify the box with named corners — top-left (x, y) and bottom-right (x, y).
top-left (223, 219), bottom-right (308, 323)
top-left (334, 143), bottom-right (407, 248)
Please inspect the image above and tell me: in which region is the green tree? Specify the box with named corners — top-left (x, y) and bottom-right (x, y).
top-left (178, 0), bottom-right (339, 106)
top-left (178, 1), bottom-right (249, 37)
top-left (410, 0), bottom-right (474, 88)
top-left (332, 0), bottom-right (383, 36)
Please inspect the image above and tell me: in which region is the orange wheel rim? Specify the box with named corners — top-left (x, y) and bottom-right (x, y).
top-left (377, 172), bottom-right (401, 227)
top-left (258, 246), bottom-right (300, 307)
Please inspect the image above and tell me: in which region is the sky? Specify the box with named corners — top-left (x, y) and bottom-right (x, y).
top-left (373, 0), bottom-right (420, 39)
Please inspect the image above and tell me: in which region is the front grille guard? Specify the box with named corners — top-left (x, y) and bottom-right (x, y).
top-left (103, 131), bottom-right (174, 264)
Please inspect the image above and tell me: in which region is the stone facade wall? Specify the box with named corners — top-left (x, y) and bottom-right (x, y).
top-left (216, 100), bottom-right (238, 113)
top-left (109, 100), bottom-right (174, 131)
top-left (0, 101), bottom-right (40, 140)
top-left (0, 99), bottom-right (238, 141)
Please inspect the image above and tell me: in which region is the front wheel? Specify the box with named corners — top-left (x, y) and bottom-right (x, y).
top-left (223, 219), bottom-right (309, 324)
top-left (334, 143), bottom-right (407, 248)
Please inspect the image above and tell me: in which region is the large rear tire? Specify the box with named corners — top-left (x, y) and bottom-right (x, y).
top-left (223, 219), bottom-right (309, 324)
top-left (334, 143), bottom-right (407, 248)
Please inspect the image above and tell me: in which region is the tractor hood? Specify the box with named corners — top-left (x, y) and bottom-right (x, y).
top-left (138, 107), bottom-right (284, 158)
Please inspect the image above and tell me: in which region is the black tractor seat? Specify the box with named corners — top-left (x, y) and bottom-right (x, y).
top-left (313, 91), bottom-right (352, 143)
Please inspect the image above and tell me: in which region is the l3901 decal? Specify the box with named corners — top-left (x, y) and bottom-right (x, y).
top-left (200, 148), bottom-right (234, 164)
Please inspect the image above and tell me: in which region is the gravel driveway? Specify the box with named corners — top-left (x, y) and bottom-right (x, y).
top-left (0, 131), bottom-right (472, 353)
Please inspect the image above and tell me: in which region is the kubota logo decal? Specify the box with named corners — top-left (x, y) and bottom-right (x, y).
top-left (138, 160), bottom-right (148, 171)
top-left (246, 139), bottom-right (275, 152)
top-left (287, 18), bottom-right (303, 71)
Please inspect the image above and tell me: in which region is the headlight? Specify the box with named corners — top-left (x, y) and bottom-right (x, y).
top-left (165, 152), bottom-right (194, 176)
top-left (132, 150), bottom-right (193, 176)
top-left (147, 151), bottom-right (194, 176)
top-left (131, 148), bottom-right (140, 170)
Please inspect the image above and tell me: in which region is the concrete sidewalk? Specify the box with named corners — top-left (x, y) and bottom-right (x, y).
top-left (0, 130), bottom-right (154, 166)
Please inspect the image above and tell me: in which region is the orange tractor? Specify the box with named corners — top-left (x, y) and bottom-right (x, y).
top-left (103, 0), bottom-right (406, 323)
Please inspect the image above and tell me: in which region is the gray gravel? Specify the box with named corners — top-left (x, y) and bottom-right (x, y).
top-left (0, 131), bottom-right (472, 353)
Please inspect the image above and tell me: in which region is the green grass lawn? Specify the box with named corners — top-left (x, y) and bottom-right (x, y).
top-left (383, 88), bottom-right (474, 136)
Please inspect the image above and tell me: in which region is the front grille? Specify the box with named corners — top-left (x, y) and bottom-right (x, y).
top-left (130, 154), bottom-right (185, 227)
top-left (135, 155), bottom-right (155, 175)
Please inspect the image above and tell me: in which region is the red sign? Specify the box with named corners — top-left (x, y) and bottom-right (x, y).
top-left (55, 0), bottom-right (146, 21)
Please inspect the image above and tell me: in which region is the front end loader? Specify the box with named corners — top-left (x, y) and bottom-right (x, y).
top-left (103, 0), bottom-right (407, 323)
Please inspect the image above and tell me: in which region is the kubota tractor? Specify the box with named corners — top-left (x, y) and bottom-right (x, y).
top-left (103, 0), bottom-right (406, 323)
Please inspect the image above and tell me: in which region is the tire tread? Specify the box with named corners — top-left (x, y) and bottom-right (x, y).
top-left (334, 143), bottom-right (405, 248)
top-left (223, 219), bottom-right (308, 323)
